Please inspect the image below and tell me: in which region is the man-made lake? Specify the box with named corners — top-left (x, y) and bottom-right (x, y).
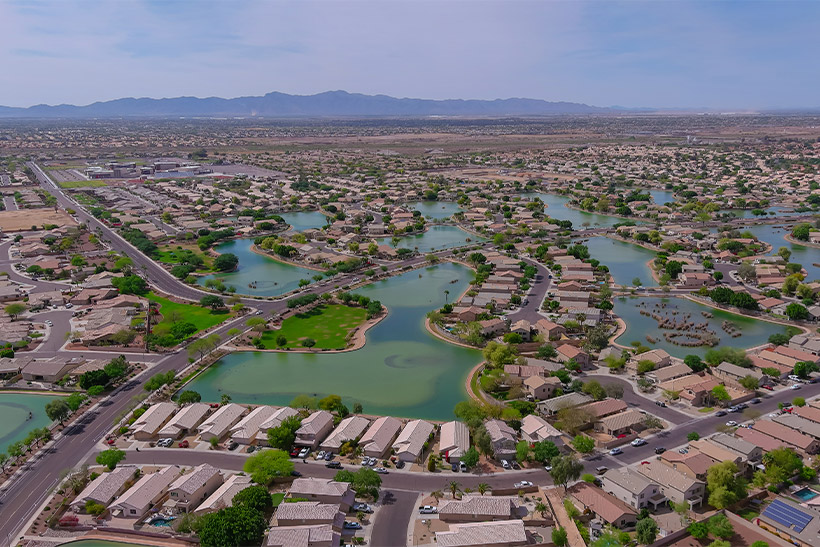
top-left (718, 207), bottom-right (803, 219)
top-left (409, 201), bottom-right (461, 220)
top-left (0, 392), bottom-right (60, 453)
top-left (614, 296), bottom-right (785, 358)
top-left (583, 237), bottom-right (658, 287)
top-left (186, 262), bottom-right (480, 420)
top-left (197, 239), bottom-right (318, 297)
top-left (745, 224), bottom-right (820, 282)
top-left (648, 189), bottom-right (676, 205)
top-left (377, 225), bottom-right (480, 253)
top-left (280, 211), bottom-right (328, 232)
top-left (518, 193), bottom-right (629, 228)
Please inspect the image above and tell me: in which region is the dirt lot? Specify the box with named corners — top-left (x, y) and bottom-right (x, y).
top-left (0, 208), bottom-right (77, 231)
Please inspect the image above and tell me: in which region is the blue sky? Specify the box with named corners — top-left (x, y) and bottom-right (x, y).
top-left (0, 0), bottom-right (817, 109)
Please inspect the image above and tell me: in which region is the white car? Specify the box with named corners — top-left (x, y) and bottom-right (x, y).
top-left (790, 384), bottom-right (802, 390)
top-left (501, 460), bottom-right (511, 469)
top-left (788, 374), bottom-right (802, 382)
top-left (419, 506), bottom-right (438, 514)
top-left (630, 438), bottom-right (647, 447)
top-left (353, 502), bottom-right (373, 513)
top-left (44, 320), bottom-right (53, 327)
top-left (609, 448), bottom-right (623, 456)
top-left (298, 447), bottom-right (310, 458)
top-left (374, 467), bottom-right (389, 474)
top-left (726, 421), bottom-right (738, 427)
top-left (513, 481), bottom-right (533, 488)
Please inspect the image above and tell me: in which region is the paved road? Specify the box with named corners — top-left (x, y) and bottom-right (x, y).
top-left (506, 259), bottom-right (552, 324)
top-left (3, 196), bottom-right (17, 211)
top-left (585, 374), bottom-right (691, 425)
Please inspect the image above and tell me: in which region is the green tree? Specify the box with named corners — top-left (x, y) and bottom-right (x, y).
top-left (45, 399), bottom-right (70, 423)
top-left (334, 468), bottom-right (382, 500)
top-left (198, 506), bottom-right (266, 547)
top-left (786, 303), bottom-right (809, 320)
top-left (707, 461), bottom-right (747, 509)
top-left (200, 294), bottom-right (226, 310)
top-left (572, 435), bottom-right (595, 454)
top-left (636, 517), bottom-right (658, 544)
top-left (687, 432), bottom-right (700, 442)
top-left (711, 385), bottom-right (731, 405)
top-left (707, 513), bottom-right (734, 539)
top-left (461, 446), bottom-right (479, 468)
top-left (687, 521), bottom-right (709, 539)
top-left (177, 390), bottom-right (202, 405)
top-left (515, 440), bottom-right (530, 463)
top-left (243, 449), bottom-right (294, 485)
top-left (266, 415), bottom-right (302, 450)
top-left (551, 527), bottom-right (568, 547)
top-left (103, 355), bottom-right (128, 378)
top-left (532, 440), bottom-right (559, 464)
top-left (290, 394), bottom-right (318, 409)
top-left (4, 303), bottom-right (26, 321)
top-left (214, 253), bottom-right (239, 271)
top-left (549, 454), bottom-right (583, 492)
top-left (232, 485), bottom-right (273, 512)
top-left (95, 448), bottom-right (125, 470)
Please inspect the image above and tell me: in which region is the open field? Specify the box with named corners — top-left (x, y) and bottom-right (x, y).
top-left (58, 180), bottom-right (108, 188)
top-left (0, 208), bottom-right (77, 231)
top-left (148, 292), bottom-right (232, 333)
top-left (260, 304), bottom-right (367, 349)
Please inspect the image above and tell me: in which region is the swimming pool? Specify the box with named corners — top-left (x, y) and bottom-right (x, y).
top-left (794, 487), bottom-right (818, 501)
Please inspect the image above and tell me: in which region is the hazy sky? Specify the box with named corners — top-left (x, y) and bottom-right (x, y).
top-left (1, 0), bottom-right (817, 109)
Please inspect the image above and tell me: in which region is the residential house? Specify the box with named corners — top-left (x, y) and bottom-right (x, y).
top-left (288, 478), bottom-right (355, 512)
top-left (523, 376), bottom-right (561, 400)
top-left (555, 344), bottom-right (590, 368)
top-left (110, 466), bottom-right (180, 518)
top-left (435, 520), bottom-right (527, 547)
top-left (438, 495), bottom-right (518, 523)
top-left (714, 361), bottom-right (768, 389)
top-left (392, 419), bottom-right (434, 463)
top-left (538, 392), bottom-right (593, 416)
top-left (484, 419), bottom-right (517, 461)
top-left (579, 399), bottom-right (628, 421)
top-left (509, 320), bottom-right (532, 342)
top-left (753, 420), bottom-right (820, 454)
top-left (709, 433), bottom-right (763, 464)
top-left (295, 411), bottom-right (335, 449)
top-left (439, 421), bottom-right (470, 463)
top-left (266, 524), bottom-right (340, 547)
top-left (636, 461), bottom-right (705, 508)
top-left (319, 416), bottom-right (370, 452)
top-left (158, 403), bottom-right (210, 439)
top-left (602, 467), bottom-right (666, 510)
top-left (167, 464), bottom-right (223, 512)
top-left (773, 414), bottom-right (820, 444)
top-left (359, 416), bottom-right (402, 459)
top-left (256, 407), bottom-right (301, 446)
top-left (735, 427), bottom-right (790, 453)
top-left (659, 450), bottom-right (716, 481)
top-left (568, 482), bottom-right (638, 530)
top-left (627, 349), bottom-right (672, 374)
top-left (197, 404), bottom-right (247, 443)
top-left (648, 362), bottom-right (694, 384)
top-left (21, 357), bottom-right (82, 383)
top-left (519, 414), bottom-right (562, 445)
top-left (534, 319), bottom-right (565, 340)
top-left (479, 318), bottom-right (507, 337)
top-left (273, 502), bottom-right (345, 531)
top-left (757, 496), bottom-right (820, 547)
top-left (194, 474), bottom-right (252, 515)
top-left (231, 406), bottom-right (279, 445)
top-left (689, 439), bottom-right (743, 467)
top-left (131, 402), bottom-right (177, 441)
top-left (71, 466), bottom-right (136, 512)
top-left (594, 409), bottom-right (646, 436)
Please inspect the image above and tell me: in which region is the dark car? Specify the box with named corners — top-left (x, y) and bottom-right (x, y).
top-left (751, 398), bottom-right (761, 404)
top-left (326, 461), bottom-right (342, 469)
top-left (290, 470), bottom-right (302, 477)
top-left (324, 452), bottom-right (334, 461)
top-left (715, 410), bottom-right (727, 417)
top-left (396, 460), bottom-right (406, 469)
top-left (655, 401), bottom-right (667, 407)
top-left (228, 442), bottom-right (239, 451)
top-left (654, 447), bottom-right (666, 454)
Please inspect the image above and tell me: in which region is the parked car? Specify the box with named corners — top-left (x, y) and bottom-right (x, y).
top-left (178, 440), bottom-right (189, 448)
top-left (374, 467), bottom-right (389, 474)
top-left (609, 448), bottom-right (623, 456)
top-left (789, 374), bottom-right (802, 382)
top-left (751, 398), bottom-right (761, 404)
top-left (353, 503), bottom-right (373, 513)
top-left (678, 448), bottom-right (689, 454)
top-left (317, 450), bottom-right (326, 460)
top-left (324, 452), bottom-right (334, 461)
top-left (290, 470), bottom-right (302, 477)
top-left (790, 384), bottom-right (802, 390)
top-left (396, 460), bottom-right (405, 469)
top-left (596, 466), bottom-right (609, 475)
top-left (419, 506), bottom-right (438, 514)
top-left (343, 521), bottom-right (362, 530)
top-left (726, 421), bottom-right (738, 427)
top-left (44, 320), bottom-right (53, 327)
top-left (501, 460), bottom-right (511, 469)
top-left (326, 461), bottom-right (342, 469)
top-left (544, 465), bottom-right (552, 472)
top-left (514, 481), bottom-right (533, 488)
top-left (298, 447), bottom-right (310, 458)
top-left (655, 401), bottom-right (667, 408)
top-left (247, 446), bottom-right (257, 454)
top-left (631, 438), bottom-right (647, 447)
top-left (459, 461), bottom-right (467, 472)
top-left (762, 385), bottom-right (773, 391)
top-left (654, 447), bottom-right (666, 454)
top-left (451, 463), bottom-right (459, 472)
top-left (290, 448), bottom-right (300, 457)
top-left (715, 410), bottom-right (727, 417)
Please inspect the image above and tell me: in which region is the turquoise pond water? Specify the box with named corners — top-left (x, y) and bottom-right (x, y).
top-left (0, 392), bottom-right (60, 453)
top-left (648, 189), bottom-right (676, 205)
top-left (614, 296), bottom-right (787, 358)
top-left (186, 262), bottom-right (480, 420)
top-left (409, 201), bottom-right (462, 220)
top-left (744, 224), bottom-right (820, 282)
top-left (197, 239), bottom-right (318, 297)
top-left (280, 211), bottom-right (329, 232)
top-left (582, 236), bottom-right (658, 287)
top-left (794, 487), bottom-right (819, 501)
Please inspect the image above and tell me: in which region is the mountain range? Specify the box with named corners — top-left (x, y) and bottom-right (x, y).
top-left (0, 90), bottom-right (625, 118)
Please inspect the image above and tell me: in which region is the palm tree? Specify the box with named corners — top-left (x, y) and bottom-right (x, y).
top-left (448, 481), bottom-right (462, 500)
top-left (444, 289), bottom-right (450, 304)
top-left (430, 490), bottom-right (443, 504)
top-left (477, 483), bottom-right (491, 496)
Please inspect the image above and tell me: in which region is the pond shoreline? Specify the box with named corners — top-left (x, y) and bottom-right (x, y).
top-left (249, 242), bottom-right (326, 272)
top-left (784, 233), bottom-right (820, 249)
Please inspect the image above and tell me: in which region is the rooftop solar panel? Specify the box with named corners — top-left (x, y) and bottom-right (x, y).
top-left (762, 499), bottom-right (813, 533)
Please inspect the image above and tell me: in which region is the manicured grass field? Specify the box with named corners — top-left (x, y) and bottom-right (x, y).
top-left (156, 244), bottom-right (214, 270)
top-left (148, 292), bottom-right (231, 332)
top-left (260, 304), bottom-right (367, 350)
top-left (58, 180), bottom-right (108, 188)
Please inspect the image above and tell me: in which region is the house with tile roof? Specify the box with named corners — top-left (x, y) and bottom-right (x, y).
top-left (392, 419), bottom-right (435, 463)
top-left (439, 420), bottom-right (470, 463)
top-left (158, 403), bottom-right (210, 439)
top-left (231, 406), bottom-right (279, 445)
top-left (320, 416), bottom-right (370, 452)
top-left (484, 419), bottom-right (517, 461)
top-left (130, 402), bottom-right (177, 441)
top-left (568, 482), bottom-right (637, 529)
top-left (636, 460), bottom-right (705, 508)
top-left (434, 519), bottom-right (527, 547)
top-left (266, 524), bottom-right (340, 547)
top-left (273, 502), bottom-right (345, 531)
top-left (167, 464), bottom-right (222, 512)
top-left (288, 478), bottom-right (354, 512)
top-left (519, 414), bottom-right (562, 445)
top-left (110, 466), bottom-right (180, 518)
top-left (194, 474), bottom-right (252, 515)
top-left (438, 495), bottom-right (518, 523)
top-left (602, 467), bottom-right (666, 510)
top-left (295, 411), bottom-right (335, 449)
top-left (256, 406), bottom-right (301, 446)
top-left (70, 466), bottom-right (136, 512)
top-left (198, 403), bottom-right (247, 442)
top-left (359, 416), bottom-right (402, 459)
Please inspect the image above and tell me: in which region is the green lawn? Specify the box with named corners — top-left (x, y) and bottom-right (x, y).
top-left (58, 180), bottom-right (109, 188)
top-left (272, 493), bottom-right (286, 507)
top-left (156, 244), bottom-right (214, 270)
top-left (148, 292), bottom-right (231, 332)
top-left (260, 304), bottom-right (367, 350)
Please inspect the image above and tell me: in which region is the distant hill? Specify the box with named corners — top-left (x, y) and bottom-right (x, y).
top-left (0, 90), bottom-right (623, 118)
